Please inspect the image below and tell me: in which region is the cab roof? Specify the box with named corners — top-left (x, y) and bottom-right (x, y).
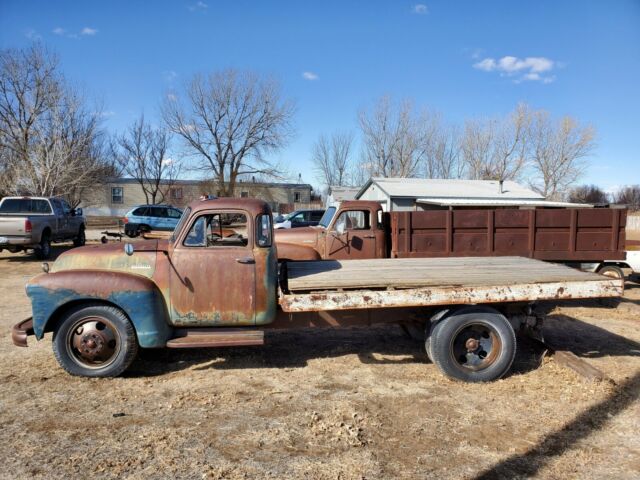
top-left (187, 197), bottom-right (271, 216)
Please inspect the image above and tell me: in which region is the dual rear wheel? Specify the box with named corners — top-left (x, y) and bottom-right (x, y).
top-left (425, 307), bottom-right (517, 382)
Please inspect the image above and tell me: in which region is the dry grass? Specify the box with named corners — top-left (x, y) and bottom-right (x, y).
top-left (1, 245), bottom-right (639, 479)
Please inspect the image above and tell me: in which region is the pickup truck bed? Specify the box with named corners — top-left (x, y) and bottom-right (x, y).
top-left (280, 256), bottom-right (622, 312)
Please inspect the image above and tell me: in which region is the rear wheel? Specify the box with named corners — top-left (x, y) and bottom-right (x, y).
top-left (429, 307), bottom-right (516, 382)
top-left (597, 265), bottom-right (624, 280)
top-left (52, 304), bottom-right (138, 377)
top-left (35, 231), bottom-right (51, 260)
top-left (73, 226), bottom-right (86, 247)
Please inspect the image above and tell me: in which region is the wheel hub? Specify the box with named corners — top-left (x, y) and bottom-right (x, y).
top-left (69, 318), bottom-right (118, 365)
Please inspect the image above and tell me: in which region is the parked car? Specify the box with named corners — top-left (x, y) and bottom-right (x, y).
top-left (0, 196), bottom-right (86, 259)
top-left (273, 209), bottom-right (325, 229)
top-left (123, 205), bottom-right (183, 237)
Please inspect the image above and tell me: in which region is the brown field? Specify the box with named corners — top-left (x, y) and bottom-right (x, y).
top-left (1, 242), bottom-right (639, 479)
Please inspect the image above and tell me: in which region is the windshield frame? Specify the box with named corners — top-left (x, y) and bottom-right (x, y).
top-left (318, 206), bottom-right (336, 228)
top-left (171, 206), bottom-right (191, 243)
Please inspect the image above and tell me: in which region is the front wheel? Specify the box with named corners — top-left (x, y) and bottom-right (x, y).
top-left (429, 307), bottom-right (516, 382)
top-left (73, 226), bottom-right (86, 247)
top-left (52, 304), bottom-right (138, 377)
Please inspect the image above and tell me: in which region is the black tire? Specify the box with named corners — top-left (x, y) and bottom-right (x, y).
top-left (597, 265), bottom-right (625, 280)
top-left (73, 226), bottom-right (86, 247)
top-left (429, 307), bottom-right (516, 382)
top-left (35, 231), bottom-right (51, 260)
top-left (52, 303), bottom-right (138, 377)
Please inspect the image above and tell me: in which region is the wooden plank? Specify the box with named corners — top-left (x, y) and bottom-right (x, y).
top-left (286, 256), bottom-right (607, 292)
top-left (280, 278), bottom-right (623, 312)
top-left (552, 351), bottom-right (608, 381)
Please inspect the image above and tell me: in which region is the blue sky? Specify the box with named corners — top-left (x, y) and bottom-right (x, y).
top-left (1, 0), bottom-right (639, 192)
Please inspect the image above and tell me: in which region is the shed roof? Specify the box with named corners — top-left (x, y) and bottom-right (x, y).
top-left (416, 198), bottom-right (593, 208)
top-left (328, 186), bottom-right (360, 202)
top-left (356, 177), bottom-right (544, 200)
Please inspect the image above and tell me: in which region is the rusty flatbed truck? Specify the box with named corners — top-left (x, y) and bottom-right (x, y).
top-left (276, 201), bottom-right (630, 280)
top-left (12, 198), bottom-right (623, 383)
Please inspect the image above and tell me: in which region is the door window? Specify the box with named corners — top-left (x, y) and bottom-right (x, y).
top-left (334, 210), bottom-right (370, 231)
top-left (167, 208), bottom-right (182, 219)
top-left (60, 200), bottom-right (72, 216)
top-left (183, 212), bottom-right (249, 248)
top-left (290, 212), bottom-right (305, 225)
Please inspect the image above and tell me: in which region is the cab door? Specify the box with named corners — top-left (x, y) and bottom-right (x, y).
top-left (325, 209), bottom-right (377, 260)
top-left (169, 209), bottom-right (256, 326)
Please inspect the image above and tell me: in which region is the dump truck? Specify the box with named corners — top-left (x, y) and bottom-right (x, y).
top-left (12, 198), bottom-right (623, 383)
top-left (275, 200), bottom-right (631, 279)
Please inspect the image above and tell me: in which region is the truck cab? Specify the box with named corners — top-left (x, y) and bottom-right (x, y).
top-left (275, 200), bottom-right (386, 261)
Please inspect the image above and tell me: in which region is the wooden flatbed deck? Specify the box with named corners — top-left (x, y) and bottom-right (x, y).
top-left (280, 257), bottom-right (623, 313)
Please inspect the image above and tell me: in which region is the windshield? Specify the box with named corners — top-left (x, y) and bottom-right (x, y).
top-left (318, 206), bottom-right (336, 228)
top-left (171, 206), bottom-right (191, 242)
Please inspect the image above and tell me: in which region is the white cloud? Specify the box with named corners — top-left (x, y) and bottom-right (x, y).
top-left (413, 4), bottom-right (428, 14)
top-left (25, 29), bottom-right (41, 40)
top-left (188, 1), bottom-right (208, 11)
top-left (163, 70), bottom-right (178, 83)
top-left (473, 55), bottom-right (557, 83)
top-left (302, 71), bottom-right (319, 81)
top-left (51, 26), bottom-right (97, 39)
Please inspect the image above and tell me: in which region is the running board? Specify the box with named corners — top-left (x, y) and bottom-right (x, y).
top-left (166, 328), bottom-right (264, 348)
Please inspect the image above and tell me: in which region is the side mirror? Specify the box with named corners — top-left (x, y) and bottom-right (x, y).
top-left (72, 208), bottom-right (83, 217)
top-left (124, 243), bottom-right (134, 256)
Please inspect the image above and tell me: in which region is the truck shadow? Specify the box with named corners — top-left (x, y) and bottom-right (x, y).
top-left (0, 245), bottom-right (71, 263)
top-left (473, 370), bottom-right (640, 479)
top-left (543, 313), bottom-right (640, 359)
top-left (129, 314), bottom-right (640, 378)
top-left (130, 325), bottom-right (547, 377)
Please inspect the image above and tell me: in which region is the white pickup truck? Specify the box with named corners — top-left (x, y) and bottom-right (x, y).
top-left (0, 197), bottom-right (86, 259)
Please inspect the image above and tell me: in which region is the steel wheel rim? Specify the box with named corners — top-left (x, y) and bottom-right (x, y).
top-left (65, 316), bottom-right (121, 369)
top-left (449, 322), bottom-right (502, 372)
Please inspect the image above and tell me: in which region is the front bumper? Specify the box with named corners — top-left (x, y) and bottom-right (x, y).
top-left (12, 318), bottom-right (34, 347)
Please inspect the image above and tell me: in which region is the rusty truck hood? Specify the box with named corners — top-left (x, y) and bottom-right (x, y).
top-left (50, 239), bottom-right (168, 278)
top-left (274, 226), bottom-right (322, 246)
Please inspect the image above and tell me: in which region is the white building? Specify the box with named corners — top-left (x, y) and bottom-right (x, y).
top-left (355, 177), bottom-right (590, 211)
top-left (325, 186), bottom-right (360, 208)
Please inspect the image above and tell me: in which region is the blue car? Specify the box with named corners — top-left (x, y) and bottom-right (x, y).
top-left (123, 205), bottom-right (183, 237)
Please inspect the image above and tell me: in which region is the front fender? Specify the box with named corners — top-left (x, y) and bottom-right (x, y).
top-left (276, 242), bottom-right (322, 261)
top-left (26, 270), bottom-right (172, 348)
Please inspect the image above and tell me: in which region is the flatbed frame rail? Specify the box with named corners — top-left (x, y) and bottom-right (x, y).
top-left (280, 257), bottom-right (623, 313)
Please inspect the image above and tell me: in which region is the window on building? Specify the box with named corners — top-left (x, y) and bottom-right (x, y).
top-left (111, 187), bottom-right (124, 204)
top-left (241, 191), bottom-right (249, 198)
top-left (294, 191), bottom-right (301, 202)
top-left (170, 187), bottom-right (183, 199)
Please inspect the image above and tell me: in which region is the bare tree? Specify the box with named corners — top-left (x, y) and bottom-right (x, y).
top-left (529, 111), bottom-right (595, 199)
top-left (615, 185), bottom-right (640, 210)
top-left (112, 114), bottom-right (178, 204)
top-left (312, 130), bottom-right (354, 188)
top-left (460, 103), bottom-right (530, 181)
top-left (568, 184), bottom-right (610, 204)
top-left (162, 69), bottom-right (295, 197)
top-left (0, 44), bottom-right (111, 206)
top-left (358, 96), bottom-right (435, 178)
top-left (423, 121), bottom-right (464, 179)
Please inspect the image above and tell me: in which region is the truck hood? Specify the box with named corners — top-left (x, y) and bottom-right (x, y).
top-left (50, 239), bottom-right (168, 278)
top-left (274, 226), bottom-right (322, 247)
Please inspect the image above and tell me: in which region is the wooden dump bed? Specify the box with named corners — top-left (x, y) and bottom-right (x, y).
top-left (279, 256), bottom-right (623, 312)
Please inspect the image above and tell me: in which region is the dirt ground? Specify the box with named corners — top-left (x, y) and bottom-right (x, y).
top-left (1, 241), bottom-right (640, 479)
